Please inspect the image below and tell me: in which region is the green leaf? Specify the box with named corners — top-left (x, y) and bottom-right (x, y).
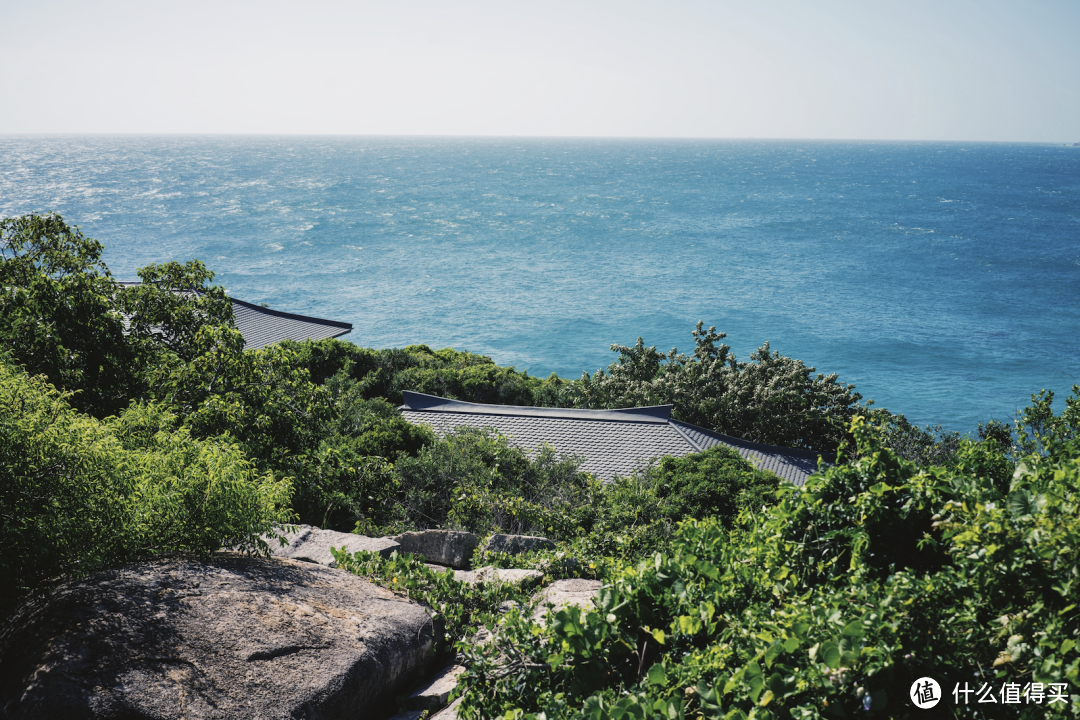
top-left (841, 619), bottom-right (864, 639)
top-left (697, 679), bottom-right (720, 703)
top-left (768, 672), bottom-right (788, 697)
top-left (745, 662), bottom-right (765, 702)
top-left (764, 642), bottom-right (783, 668)
top-left (1007, 489), bottom-right (1037, 517)
top-left (820, 641), bottom-right (842, 669)
top-left (647, 663), bottom-right (666, 685)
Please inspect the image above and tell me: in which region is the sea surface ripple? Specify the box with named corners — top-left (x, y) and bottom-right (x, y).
top-left (2, 136), bottom-right (1078, 432)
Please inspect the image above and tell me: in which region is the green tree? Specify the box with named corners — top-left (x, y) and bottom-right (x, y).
top-left (0, 212), bottom-right (134, 417)
top-left (650, 445), bottom-right (781, 528)
top-left (116, 259), bottom-right (236, 363)
top-left (1015, 386), bottom-right (1080, 461)
top-left (568, 323), bottom-right (862, 452)
top-left (0, 213), bottom-right (244, 417)
top-left (284, 338), bottom-right (554, 407)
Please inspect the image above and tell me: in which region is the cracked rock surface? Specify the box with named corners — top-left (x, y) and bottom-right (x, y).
top-left (269, 524), bottom-right (400, 567)
top-left (389, 530), bottom-right (479, 569)
top-left (0, 554), bottom-right (442, 719)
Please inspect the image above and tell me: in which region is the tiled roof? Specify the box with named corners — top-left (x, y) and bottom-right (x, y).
top-left (669, 420), bottom-right (825, 487)
top-left (228, 297), bottom-right (352, 350)
top-left (117, 283), bottom-right (352, 350)
top-left (399, 392), bottom-right (830, 486)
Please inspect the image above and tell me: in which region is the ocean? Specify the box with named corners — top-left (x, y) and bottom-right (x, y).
top-left (1, 136), bottom-right (1078, 432)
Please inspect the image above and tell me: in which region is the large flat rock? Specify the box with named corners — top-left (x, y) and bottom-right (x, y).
top-left (402, 664), bottom-right (465, 710)
top-left (390, 530), bottom-right (478, 569)
top-left (270, 524), bottom-right (400, 567)
top-left (0, 554), bottom-right (442, 719)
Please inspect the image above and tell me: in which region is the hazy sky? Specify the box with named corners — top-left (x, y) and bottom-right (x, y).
top-left (2, 0), bottom-right (1077, 141)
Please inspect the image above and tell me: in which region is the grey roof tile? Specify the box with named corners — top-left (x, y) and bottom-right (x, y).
top-left (399, 392), bottom-right (831, 486)
top-left (669, 420), bottom-right (828, 486)
top-left (228, 297), bottom-right (352, 350)
top-left (117, 283), bottom-right (352, 350)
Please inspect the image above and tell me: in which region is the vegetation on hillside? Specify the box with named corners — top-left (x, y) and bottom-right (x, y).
top-left (3, 212), bottom-right (1078, 715)
top-left (0, 360), bottom-right (292, 618)
top-left (449, 409), bottom-right (1080, 719)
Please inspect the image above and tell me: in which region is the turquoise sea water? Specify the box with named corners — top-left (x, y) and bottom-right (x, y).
top-left (2, 136), bottom-right (1078, 432)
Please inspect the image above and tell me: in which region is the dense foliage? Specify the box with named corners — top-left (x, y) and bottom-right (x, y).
top-left (0, 213), bottom-right (136, 417)
top-left (356, 426), bottom-right (778, 560)
top-left (0, 360), bottom-right (292, 618)
top-left (284, 337), bottom-right (565, 407)
top-left (564, 326), bottom-right (862, 452)
top-left (333, 547), bottom-right (529, 657)
top-left (451, 407), bottom-right (1080, 719)
top-left (281, 320), bottom-right (870, 453)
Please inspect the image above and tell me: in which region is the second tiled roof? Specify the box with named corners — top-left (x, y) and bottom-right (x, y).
top-left (399, 391), bottom-right (830, 485)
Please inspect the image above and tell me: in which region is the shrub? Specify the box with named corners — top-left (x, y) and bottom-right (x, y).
top-left (390, 429), bottom-right (783, 572)
top-left (106, 401), bottom-right (294, 558)
top-left (566, 323), bottom-right (862, 452)
top-left (333, 548), bottom-right (529, 657)
top-left (1015, 386), bottom-right (1080, 461)
top-left (650, 445), bottom-right (781, 528)
top-left (387, 427), bottom-right (588, 536)
top-left (452, 414), bottom-right (1080, 719)
top-left (284, 338), bottom-right (557, 407)
top-left (0, 361), bottom-right (293, 619)
top-left (386, 427), bottom-right (780, 553)
top-left (862, 406), bottom-right (964, 467)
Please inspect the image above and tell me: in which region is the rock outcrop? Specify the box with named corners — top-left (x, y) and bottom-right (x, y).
top-left (390, 530), bottom-right (479, 569)
top-left (0, 554), bottom-right (442, 719)
top-left (453, 566), bottom-right (543, 589)
top-left (483, 534), bottom-right (555, 555)
top-left (269, 524), bottom-right (400, 567)
top-left (401, 664), bottom-right (465, 711)
top-left (532, 578), bottom-right (602, 619)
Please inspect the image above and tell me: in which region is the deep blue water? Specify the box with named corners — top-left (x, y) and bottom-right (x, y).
top-left (2, 136), bottom-right (1078, 431)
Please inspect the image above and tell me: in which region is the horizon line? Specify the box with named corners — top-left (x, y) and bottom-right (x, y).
top-left (1, 132), bottom-right (1076, 145)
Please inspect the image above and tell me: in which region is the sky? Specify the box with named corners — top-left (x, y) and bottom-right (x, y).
top-left (1, 0), bottom-right (1077, 141)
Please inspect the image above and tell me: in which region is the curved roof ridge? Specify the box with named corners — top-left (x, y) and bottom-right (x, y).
top-left (400, 391), bottom-right (673, 424)
top-left (115, 281), bottom-right (352, 350)
top-left (668, 419), bottom-right (835, 463)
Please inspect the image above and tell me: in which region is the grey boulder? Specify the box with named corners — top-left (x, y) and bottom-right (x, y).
top-left (390, 530), bottom-right (479, 569)
top-left (0, 554), bottom-right (442, 719)
top-left (483, 534), bottom-right (555, 555)
top-left (532, 578), bottom-right (602, 620)
top-left (270, 524), bottom-right (400, 567)
top-left (402, 664), bottom-right (465, 711)
top-left (453, 566), bottom-right (543, 589)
